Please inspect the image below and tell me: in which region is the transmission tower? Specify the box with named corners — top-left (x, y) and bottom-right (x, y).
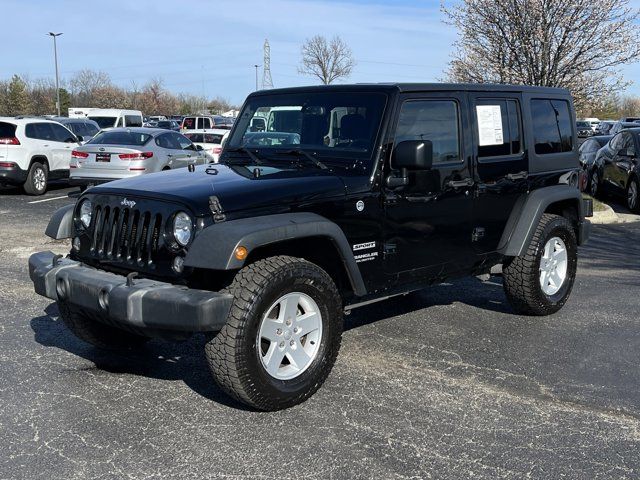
top-left (262, 39), bottom-right (274, 90)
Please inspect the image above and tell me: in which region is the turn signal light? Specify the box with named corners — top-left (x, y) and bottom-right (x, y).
top-left (234, 246), bottom-right (248, 261)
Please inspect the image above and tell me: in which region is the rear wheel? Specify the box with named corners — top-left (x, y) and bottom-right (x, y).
top-left (589, 170), bottom-right (599, 197)
top-left (205, 256), bottom-right (342, 411)
top-left (57, 301), bottom-right (149, 350)
top-left (503, 214), bottom-right (578, 316)
top-left (23, 161), bottom-right (48, 195)
top-left (626, 177), bottom-right (640, 213)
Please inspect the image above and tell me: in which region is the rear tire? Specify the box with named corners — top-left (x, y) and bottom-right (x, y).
top-left (57, 301), bottom-right (149, 350)
top-left (23, 161), bottom-right (48, 195)
top-left (589, 169), bottom-right (599, 197)
top-left (205, 256), bottom-right (343, 411)
top-left (503, 214), bottom-right (578, 316)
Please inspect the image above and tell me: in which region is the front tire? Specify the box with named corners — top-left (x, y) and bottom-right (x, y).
top-left (503, 214), bottom-right (578, 316)
top-left (23, 161), bottom-right (48, 195)
top-left (205, 256), bottom-right (343, 411)
top-left (57, 301), bottom-right (149, 350)
top-left (589, 169), bottom-right (599, 197)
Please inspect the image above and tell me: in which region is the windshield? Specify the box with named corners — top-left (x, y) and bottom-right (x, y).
top-left (88, 116), bottom-right (117, 129)
top-left (577, 121), bottom-right (590, 128)
top-left (227, 92), bottom-right (387, 167)
top-left (87, 131), bottom-right (152, 146)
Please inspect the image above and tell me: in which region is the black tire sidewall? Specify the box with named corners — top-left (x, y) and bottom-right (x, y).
top-left (627, 177), bottom-right (640, 212)
top-left (26, 162), bottom-right (48, 195)
top-left (238, 264), bottom-right (341, 404)
top-left (590, 170), bottom-right (598, 197)
top-left (534, 220), bottom-right (578, 307)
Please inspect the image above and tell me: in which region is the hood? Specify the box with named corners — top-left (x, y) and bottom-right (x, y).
top-left (89, 164), bottom-right (347, 217)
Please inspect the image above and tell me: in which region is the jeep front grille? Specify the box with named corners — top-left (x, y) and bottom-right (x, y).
top-left (90, 205), bottom-right (163, 266)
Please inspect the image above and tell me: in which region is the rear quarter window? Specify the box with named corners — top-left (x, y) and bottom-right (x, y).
top-left (0, 122), bottom-right (17, 138)
top-left (531, 99), bottom-right (573, 154)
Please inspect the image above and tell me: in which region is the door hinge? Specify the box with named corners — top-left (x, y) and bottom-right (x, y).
top-left (472, 227), bottom-right (485, 242)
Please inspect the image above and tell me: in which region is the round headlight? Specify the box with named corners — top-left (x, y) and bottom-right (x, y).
top-left (173, 211), bottom-right (193, 247)
top-left (79, 199), bottom-right (92, 227)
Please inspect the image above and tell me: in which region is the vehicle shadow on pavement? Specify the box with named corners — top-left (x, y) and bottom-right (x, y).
top-left (29, 303), bottom-right (251, 410)
top-left (345, 276), bottom-right (511, 331)
top-left (0, 182), bottom-right (71, 196)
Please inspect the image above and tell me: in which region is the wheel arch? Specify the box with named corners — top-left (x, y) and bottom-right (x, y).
top-left (499, 185), bottom-right (587, 257)
top-left (30, 155), bottom-right (49, 169)
top-left (184, 213), bottom-right (367, 297)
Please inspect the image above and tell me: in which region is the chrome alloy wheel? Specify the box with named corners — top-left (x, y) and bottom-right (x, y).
top-left (628, 181), bottom-right (638, 210)
top-left (33, 167), bottom-right (46, 192)
top-left (257, 292), bottom-right (323, 380)
top-left (539, 236), bottom-right (568, 296)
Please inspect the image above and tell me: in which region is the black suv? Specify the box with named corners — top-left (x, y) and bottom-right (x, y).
top-left (29, 84), bottom-right (591, 410)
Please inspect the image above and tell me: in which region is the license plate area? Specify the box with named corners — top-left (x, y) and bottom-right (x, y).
top-left (96, 153), bottom-right (111, 162)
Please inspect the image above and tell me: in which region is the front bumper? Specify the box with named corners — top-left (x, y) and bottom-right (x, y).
top-left (29, 251), bottom-right (233, 333)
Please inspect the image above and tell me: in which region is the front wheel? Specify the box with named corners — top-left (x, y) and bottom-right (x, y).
top-left (205, 256), bottom-right (343, 411)
top-left (589, 170), bottom-right (599, 197)
top-left (503, 213), bottom-right (578, 316)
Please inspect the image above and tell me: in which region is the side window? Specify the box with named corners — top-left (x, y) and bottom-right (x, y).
top-left (183, 117), bottom-right (195, 129)
top-left (173, 133), bottom-right (194, 150)
top-left (610, 133), bottom-right (625, 151)
top-left (125, 115), bottom-right (142, 127)
top-left (621, 133), bottom-right (635, 156)
top-left (475, 99), bottom-right (522, 157)
top-left (531, 99), bottom-right (573, 154)
top-left (196, 118), bottom-right (204, 129)
top-left (85, 123), bottom-right (99, 137)
top-left (116, 117), bottom-right (124, 128)
top-left (50, 123), bottom-right (76, 142)
top-left (394, 100), bottom-right (461, 164)
top-left (31, 123), bottom-right (56, 141)
top-left (155, 133), bottom-right (177, 149)
top-left (25, 123), bottom-right (38, 139)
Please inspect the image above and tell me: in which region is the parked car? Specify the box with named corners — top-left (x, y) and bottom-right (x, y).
top-left (577, 121), bottom-right (593, 138)
top-left (69, 128), bottom-right (208, 187)
top-left (30, 83), bottom-right (591, 411)
top-left (182, 128), bottom-right (229, 162)
top-left (87, 109), bottom-right (144, 130)
top-left (595, 121), bottom-right (615, 135)
top-left (582, 117), bottom-right (600, 132)
top-left (181, 115), bottom-right (234, 132)
top-left (592, 127), bottom-right (640, 211)
top-left (609, 121), bottom-right (639, 135)
top-left (620, 117), bottom-right (640, 122)
top-left (148, 115), bottom-right (166, 122)
top-left (155, 120), bottom-right (181, 131)
top-left (0, 117), bottom-right (81, 194)
top-left (52, 117), bottom-right (100, 144)
top-left (579, 135), bottom-right (611, 196)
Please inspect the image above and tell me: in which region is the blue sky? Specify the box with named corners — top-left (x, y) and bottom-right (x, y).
top-left (3, 0), bottom-right (640, 105)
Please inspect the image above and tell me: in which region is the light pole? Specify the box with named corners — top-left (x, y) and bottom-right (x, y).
top-left (254, 64), bottom-right (261, 91)
top-left (48, 32), bottom-right (63, 116)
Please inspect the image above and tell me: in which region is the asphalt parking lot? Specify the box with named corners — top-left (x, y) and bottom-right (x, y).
top-left (1, 186), bottom-right (640, 479)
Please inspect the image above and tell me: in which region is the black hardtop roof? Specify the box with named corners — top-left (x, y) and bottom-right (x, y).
top-left (249, 83), bottom-right (570, 97)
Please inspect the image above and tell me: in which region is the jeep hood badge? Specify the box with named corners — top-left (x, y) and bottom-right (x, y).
top-left (121, 198), bottom-right (136, 208)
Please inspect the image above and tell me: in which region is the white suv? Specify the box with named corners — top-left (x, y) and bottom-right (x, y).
top-left (0, 117), bottom-right (81, 195)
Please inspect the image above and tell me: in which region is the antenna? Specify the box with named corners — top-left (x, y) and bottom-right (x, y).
top-left (262, 39), bottom-right (274, 89)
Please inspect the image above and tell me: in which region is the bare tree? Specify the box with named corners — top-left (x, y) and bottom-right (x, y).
top-left (69, 69), bottom-right (112, 104)
top-left (442, 0), bottom-right (640, 109)
top-left (298, 35), bottom-right (355, 85)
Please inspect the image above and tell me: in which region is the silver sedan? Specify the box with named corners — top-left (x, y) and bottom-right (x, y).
top-left (69, 128), bottom-right (210, 187)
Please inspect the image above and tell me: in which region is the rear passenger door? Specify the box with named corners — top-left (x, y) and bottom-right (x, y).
top-left (469, 94), bottom-right (528, 254)
top-left (49, 123), bottom-right (78, 171)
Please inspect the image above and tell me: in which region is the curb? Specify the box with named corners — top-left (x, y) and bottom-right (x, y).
top-left (590, 203), bottom-right (640, 225)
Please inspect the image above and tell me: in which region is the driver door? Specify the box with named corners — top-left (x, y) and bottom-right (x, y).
top-left (604, 132), bottom-right (635, 194)
top-left (383, 93), bottom-right (475, 283)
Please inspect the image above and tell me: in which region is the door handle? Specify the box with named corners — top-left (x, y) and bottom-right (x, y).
top-left (506, 171), bottom-right (528, 181)
top-left (447, 178), bottom-right (473, 188)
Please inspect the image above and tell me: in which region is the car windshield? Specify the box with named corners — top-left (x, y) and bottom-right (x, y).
top-left (577, 121), bottom-right (590, 128)
top-left (88, 116), bottom-right (117, 129)
top-left (226, 92), bottom-right (388, 167)
top-left (87, 130), bottom-right (152, 146)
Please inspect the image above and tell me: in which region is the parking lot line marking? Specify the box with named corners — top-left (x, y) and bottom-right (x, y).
top-left (28, 195), bottom-right (69, 204)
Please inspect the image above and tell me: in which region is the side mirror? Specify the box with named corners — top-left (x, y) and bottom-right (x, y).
top-left (195, 144), bottom-right (204, 151)
top-left (76, 135), bottom-right (84, 143)
top-left (392, 140), bottom-right (433, 170)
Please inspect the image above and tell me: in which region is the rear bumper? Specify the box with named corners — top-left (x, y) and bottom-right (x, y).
top-left (29, 251), bottom-right (233, 333)
top-left (69, 177), bottom-right (118, 187)
top-left (0, 163), bottom-right (27, 185)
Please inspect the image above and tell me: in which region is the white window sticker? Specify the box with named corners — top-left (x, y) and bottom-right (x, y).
top-left (476, 105), bottom-right (504, 146)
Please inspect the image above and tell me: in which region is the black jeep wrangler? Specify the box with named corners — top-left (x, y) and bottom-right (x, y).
top-left (29, 84), bottom-right (592, 410)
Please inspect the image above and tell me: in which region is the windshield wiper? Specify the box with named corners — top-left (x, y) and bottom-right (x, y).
top-left (224, 147), bottom-right (264, 165)
top-left (274, 149), bottom-right (328, 170)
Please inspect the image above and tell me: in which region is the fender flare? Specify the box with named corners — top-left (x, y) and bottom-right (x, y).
top-left (498, 185), bottom-right (586, 257)
top-left (184, 212), bottom-right (367, 297)
top-left (45, 204), bottom-right (74, 240)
